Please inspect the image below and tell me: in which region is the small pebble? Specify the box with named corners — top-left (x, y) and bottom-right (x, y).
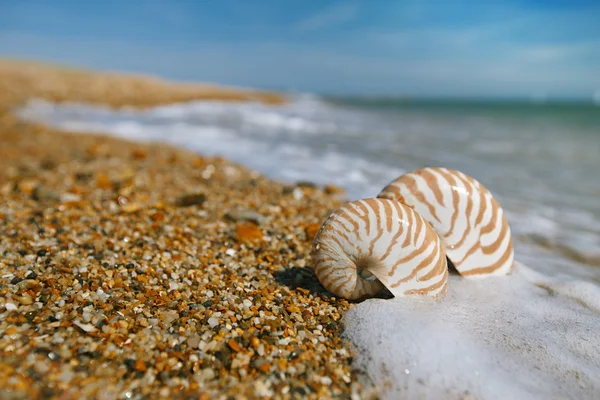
top-left (74, 321), bottom-right (96, 333)
top-left (207, 317), bottom-right (219, 328)
top-left (175, 193), bottom-right (206, 207)
top-left (225, 209), bottom-right (266, 225)
top-left (225, 248), bottom-right (236, 257)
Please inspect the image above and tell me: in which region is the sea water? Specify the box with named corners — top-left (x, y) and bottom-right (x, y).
top-left (18, 96), bottom-right (600, 399)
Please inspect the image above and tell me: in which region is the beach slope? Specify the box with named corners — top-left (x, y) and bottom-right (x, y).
top-left (0, 59), bottom-right (376, 399)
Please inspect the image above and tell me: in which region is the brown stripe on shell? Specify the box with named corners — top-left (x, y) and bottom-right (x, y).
top-left (437, 168), bottom-right (461, 238)
top-left (460, 236), bottom-right (514, 276)
top-left (417, 168), bottom-right (445, 207)
top-left (403, 175), bottom-right (443, 223)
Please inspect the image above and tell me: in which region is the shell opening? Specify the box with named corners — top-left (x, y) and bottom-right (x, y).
top-left (355, 256), bottom-right (383, 283)
top-left (358, 267), bottom-right (378, 282)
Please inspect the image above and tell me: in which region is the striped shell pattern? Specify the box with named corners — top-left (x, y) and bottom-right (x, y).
top-left (311, 198), bottom-right (448, 300)
top-left (378, 167), bottom-right (514, 278)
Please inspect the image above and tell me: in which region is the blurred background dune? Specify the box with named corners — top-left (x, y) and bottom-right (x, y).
top-left (0, 58), bottom-right (284, 111)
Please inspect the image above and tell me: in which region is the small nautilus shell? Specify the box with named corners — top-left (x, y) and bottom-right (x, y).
top-left (311, 198), bottom-right (448, 300)
top-left (378, 167), bottom-right (514, 278)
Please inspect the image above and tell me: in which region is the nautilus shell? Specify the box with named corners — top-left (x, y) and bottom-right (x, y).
top-left (378, 167), bottom-right (514, 278)
top-left (311, 198), bottom-right (448, 300)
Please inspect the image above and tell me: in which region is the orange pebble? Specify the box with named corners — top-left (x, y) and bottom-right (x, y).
top-left (304, 223), bottom-right (321, 241)
top-left (235, 223), bottom-right (262, 242)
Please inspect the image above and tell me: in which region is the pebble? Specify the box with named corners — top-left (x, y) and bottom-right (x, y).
top-left (207, 317), bottom-right (219, 328)
top-left (235, 223), bottom-right (263, 242)
top-left (228, 339), bottom-right (242, 352)
top-left (187, 334), bottom-right (201, 349)
top-left (225, 209), bottom-right (266, 225)
top-left (324, 184), bottom-right (345, 195)
top-left (304, 222), bottom-right (322, 241)
top-left (31, 185), bottom-right (60, 202)
top-left (95, 172), bottom-right (112, 189)
top-left (160, 311), bottom-right (179, 325)
top-left (82, 312), bottom-right (92, 323)
top-left (60, 192), bottom-right (81, 202)
top-left (175, 193), bottom-right (206, 207)
top-left (292, 187), bottom-right (304, 200)
top-left (74, 321), bottom-right (96, 333)
top-left (17, 295), bottom-right (33, 305)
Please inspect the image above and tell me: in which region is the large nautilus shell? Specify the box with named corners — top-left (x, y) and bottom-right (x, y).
top-left (378, 167), bottom-right (514, 278)
top-left (311, 198), bottom-right (448, 300)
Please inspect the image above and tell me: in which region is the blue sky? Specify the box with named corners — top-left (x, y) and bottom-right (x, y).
top-left (1, 0), bottom-right (599, 98)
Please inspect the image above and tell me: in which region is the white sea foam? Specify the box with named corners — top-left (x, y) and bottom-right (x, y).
top-left (17, 98), bottom-right (405, 199)
top-left (344, 263), bottom-right (600, 400)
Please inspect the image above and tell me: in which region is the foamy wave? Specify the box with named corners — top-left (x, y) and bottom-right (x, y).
top-left (344, 263), bottom-right (600, 400)
top-left (507, 205), bottom-right (600, 272)
top-left (17, 98), bottom-right (404, 199)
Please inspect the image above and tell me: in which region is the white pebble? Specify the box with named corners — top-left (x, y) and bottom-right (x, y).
top-left (58, 367), bottom-right (74, 383)
top-left (207, 317), bottom-right (219, 328)
top-left (225, 249), bottom-right (236, 257)
top-left (4, 302), bottom-right (18, 311)
top-left (74, 320), bottom-right (96, 332)
top-left (292, 187), bottom-right (304, 200)
top-left (321, 376), bottom-right (333, 385)
top-left (254, 380), bottom-right (273, 397)
top-left (60, 193), bottom-right (81, 202)
top-left (201, 164), bottom-right (215, 179)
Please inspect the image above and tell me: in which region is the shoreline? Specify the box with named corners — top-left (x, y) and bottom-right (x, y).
top-left (0, 60), bottom-right (378, 399)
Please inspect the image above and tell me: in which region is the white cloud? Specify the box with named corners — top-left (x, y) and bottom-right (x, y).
top-left (517, 42), bottom-right (600, 63)
top-left (294, 2), bottom-right (359, 32)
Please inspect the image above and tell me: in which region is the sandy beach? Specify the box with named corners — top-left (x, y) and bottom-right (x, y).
top-left (0, 60), bottom-right (378, 399)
